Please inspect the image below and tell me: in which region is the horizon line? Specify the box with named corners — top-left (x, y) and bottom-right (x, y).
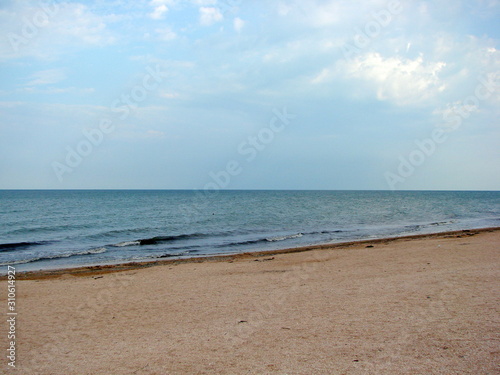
top-left (1, 189), bottom-right (499, 192)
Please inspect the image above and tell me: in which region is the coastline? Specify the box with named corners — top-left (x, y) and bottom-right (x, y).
top-left (2, 226), bottom-right (498, 373)
top-left (8, 226), bottom-right (500, 280)
top-left (2, 227), bottom-right (500, 373)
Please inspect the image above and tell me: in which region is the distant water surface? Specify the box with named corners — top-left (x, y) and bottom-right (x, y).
top-left (1, 190), bottom-right (499, 272)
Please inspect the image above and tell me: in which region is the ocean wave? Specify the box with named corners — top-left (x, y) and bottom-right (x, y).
top-left (123, 249), bottom-right (197, 262)
top-left (403, 225), bottom-right (421, 232)
top-left (0, 247), bottom-right (107, 266)
top-left (403, 220), bottom-right (456, 233)
top-left (137, 232), bottom-right (209, 245)
top-left (0, 241), bottom-right (51, 252)
top-left (216, 232), bottom-right (306, 248)
top-left (101, 230), bottom-right (313, 250)
top-left (112, 241), bottom-right (141, 247)
top-left (86, 227), bottom-right (164, 240)
top-left (266, 233), bottom-right (303, 242)
top-left (429, 221), bottom-right (454, 226)
top-left (220, 238), bottom-right (268, 247)
top-left (5, 223), bottom-right (94, 236)
top-left (311, 230), bottom-right (344, 235)
top-left (101, 232), bottom-right (231, 248)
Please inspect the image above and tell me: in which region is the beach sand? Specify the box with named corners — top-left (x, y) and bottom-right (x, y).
top-left (1, 228), bottom-right (499, 374)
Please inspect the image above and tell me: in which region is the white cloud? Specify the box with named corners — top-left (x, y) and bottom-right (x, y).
top-left (0, 2), bottom-right (114, 61)
top-left (277, 2), bottom-right (293, 16)
top-left (17, 86), bottom-right (95, 95)
top-left (156, 27), bottom-right (177, 41)
top-left (334, 53), bottom-right (447, 105)
top-left (150, 5), bottom-right (168, 20)
top-left (191, 0), bottom-right (217, 5)
top-left (233, 17), bottom-right (245, 33)
top-left (52, 4), bottom-right (115, 46)
top-left (150, 0), bottom-right (176, 5)
top-left (432, 100), bottom-right (480, 131)
top-left (160, 91), bottom-right (180, 99)
top-left (308, 1), bottom-right (342, 27)
top-left (149, 0), bottom-right (175, 19)
top-left (199, 7), bottom-right (223, 26)
top-left (25, 69), bottom-right (66, 86)
top-left (277, 0), bottom-right (391, 28)
top-left (311, 68), bottom-right (330, 84)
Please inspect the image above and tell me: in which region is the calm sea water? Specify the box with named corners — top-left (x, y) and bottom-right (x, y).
top-left (1, 190), bottom-right (499, 272)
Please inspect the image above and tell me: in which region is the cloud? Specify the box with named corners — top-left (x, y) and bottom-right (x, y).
top-left (199, 7), bottom-right (223, 26)
top-left (17, 87), bottom-right (95, 95)
top-left (156, 27), bottom-right (177, 41)
top-left (50, 3), bottom-right (115, 46)
top-left (334, 53), bottom-right (447, 106)
top-left (149, 0), bottom-right (175, 19)
top-left (150, 5), bottom-right (168, 20)
top-left (307, 1), bottom-right (343, 27)
top-left (0, 2), bottom-right (114, 61)
top-left (191, 0), bottom-right (217, 5)
top-left (233, 17), bottom-right (245, 33)
top-left (1, 0), bottom-right (498, 189)
top-left (276, 0), bottom-right (391, 28)
top-left (25, 69), bottom-right (66, 86)
top-left (432, 100), bottom-right (480, 131)
top-left (150, 0), bottom-right (176, 5)
top-left (160, 91), bottom-right (181, 99)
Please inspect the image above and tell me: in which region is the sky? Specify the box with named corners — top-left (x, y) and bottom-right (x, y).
top-left (0, 0), bottom-right (498, 190)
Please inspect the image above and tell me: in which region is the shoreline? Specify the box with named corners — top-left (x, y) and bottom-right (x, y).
top-left (9, 226), bottom-right (499, 280)
top-left (3, 223), bottom-right (499, 374)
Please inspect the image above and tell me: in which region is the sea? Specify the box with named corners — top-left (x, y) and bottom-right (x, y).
top-left (1, 190), bottom-right (499, 273)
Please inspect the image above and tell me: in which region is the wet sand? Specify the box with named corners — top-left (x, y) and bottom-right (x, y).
top-left (1, 228), bottom-right (499, 374)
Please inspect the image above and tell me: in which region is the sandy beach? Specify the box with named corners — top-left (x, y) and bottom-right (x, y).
top-left (2, 228), bottom-right (499, 374)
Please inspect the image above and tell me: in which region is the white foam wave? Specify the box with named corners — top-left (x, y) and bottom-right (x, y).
top-left (86, 247), bottom-right (107, 254)
top-left (266, 233), bottom-right (303, 242)
top-left (113, 241), bottom-right (140, 247)
top-left (0, 247), bottom-right (107, 266)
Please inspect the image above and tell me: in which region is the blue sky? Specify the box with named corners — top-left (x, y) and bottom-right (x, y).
top-left (0, 0), bottom-right (498, 190)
